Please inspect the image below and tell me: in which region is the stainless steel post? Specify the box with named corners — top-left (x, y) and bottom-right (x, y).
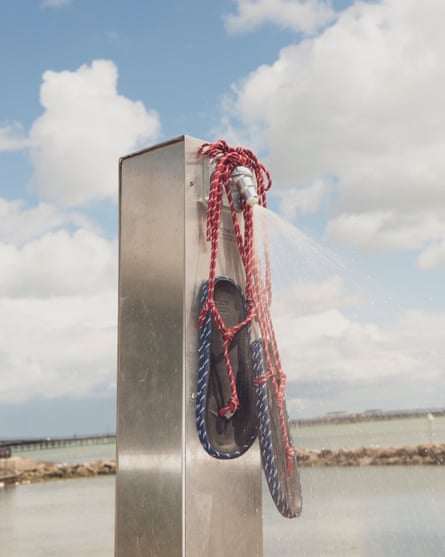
top-left (116, 136), bottom-right (262, 556)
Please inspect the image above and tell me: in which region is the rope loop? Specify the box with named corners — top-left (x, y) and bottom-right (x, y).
top-left (253, 367), bottom-right (274, 387)
top-left (222, 329), bottom-right (235, 344)
top-left (219, 396), bottom-right (240, 418)
top-left (199, 139), bottom-right (295, 475)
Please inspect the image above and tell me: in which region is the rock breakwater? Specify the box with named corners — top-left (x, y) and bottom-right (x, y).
top-left (3, 457), bottom-right (116, 485)
top-left (2, 444), bottom-right (445, 486)
top-left (296, 443), bottom-right (445, 467)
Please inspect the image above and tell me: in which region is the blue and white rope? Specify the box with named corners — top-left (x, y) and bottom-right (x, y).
top-left (196, 276), bottom-right (256, 459)
top-left (252, 338), bottom-right (302, 518)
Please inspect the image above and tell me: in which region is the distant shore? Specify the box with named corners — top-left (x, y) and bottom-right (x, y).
top-left (296, 443), bottom-right (445, 467)
top-left (292, 408), bottom-right (445, 426)
top-left (0, 457), bottom-right (116, 486)
top-left (1, 443), bottom-right (444, 486)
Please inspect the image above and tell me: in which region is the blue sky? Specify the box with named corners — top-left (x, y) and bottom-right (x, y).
top-left (1, 0), bottom-right (445, 436)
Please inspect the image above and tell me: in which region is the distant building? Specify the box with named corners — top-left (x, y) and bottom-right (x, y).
top-left (326, 411), bottom-right (347, 417)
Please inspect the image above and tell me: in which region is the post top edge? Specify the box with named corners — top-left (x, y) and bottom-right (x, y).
top-left (119, 135), bottom-right (206, 164)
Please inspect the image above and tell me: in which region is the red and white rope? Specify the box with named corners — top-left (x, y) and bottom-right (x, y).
top-left (199, 139), bottom-right (295, 475)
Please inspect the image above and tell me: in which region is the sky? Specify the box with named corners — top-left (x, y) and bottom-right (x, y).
top-left (1, 0), bottom-right (445, 436)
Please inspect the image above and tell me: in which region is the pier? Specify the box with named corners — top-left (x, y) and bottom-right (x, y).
top-left (0, 473), bottom-right (18, 486)
top-left (0, 434), bottom-right (116, 453)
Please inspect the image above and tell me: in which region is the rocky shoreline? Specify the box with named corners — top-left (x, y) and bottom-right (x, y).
top-left (1, 444), bottom-right (444, 486)
top-left (1, 457), bottom-right (116, 486)
top-left (296, 443), bottom-right (445, 467)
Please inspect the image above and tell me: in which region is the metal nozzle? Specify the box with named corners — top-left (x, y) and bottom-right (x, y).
top-left (230, 166), bottom-right (258, 210)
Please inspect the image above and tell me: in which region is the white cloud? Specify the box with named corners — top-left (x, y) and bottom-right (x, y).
top-left (272, 276), bottom-right (362, 317)
top-left (0, 221), bottom-right (117, 402)
top-left (417, 239), bottom-right (445, 270)
top-left (0, 228), bottom-right (116, 298)
top-left (0, 293), bottom-right (116, 403)
top-left (0, 198), bottom-right (92, 245)
top-left (253, 210), bottom-right (445, 414)
top-left (279, 179), bottom-right (326, 220)
top-left (326, 210), bottom-right (445, 253)
top-left (224, 0), bottom-right (335, 35)
top-left (0, 123), bottom-right (28, 151)
top-left (0, 58), bottom-right (162, 404)
top-left (41, 0), bottom-right (72, 8)
top-left (28, 59), bottom-right (161, 206)
top-left (274, 302), bottom-right (445, 415)
top-left (222, 0), bottom-right (445, 264)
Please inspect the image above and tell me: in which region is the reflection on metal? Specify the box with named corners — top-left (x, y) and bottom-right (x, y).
top-left (230, 165), bottom-right (258, 209)
top-left (116, 136), bottom-right (262, 556)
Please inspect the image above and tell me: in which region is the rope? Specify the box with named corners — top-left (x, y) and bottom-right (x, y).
top-left (199, 139), bottom-right (295, 476)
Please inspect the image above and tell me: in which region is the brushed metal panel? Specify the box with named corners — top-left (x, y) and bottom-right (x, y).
top-left (116, 136), bottom-right (262, 557)
top-left (182, 137), bottom-right (262, 556)
top-left (117, 138), bottom-right (185, 557)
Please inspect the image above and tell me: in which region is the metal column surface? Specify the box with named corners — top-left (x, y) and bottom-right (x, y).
top-left (116, 136), bottom-right (262, 557)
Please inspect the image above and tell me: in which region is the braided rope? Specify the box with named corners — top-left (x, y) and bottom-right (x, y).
top-left (196, 278), bottom-right (257, 458)
top-left (199, 139), bottom-right (296, 475)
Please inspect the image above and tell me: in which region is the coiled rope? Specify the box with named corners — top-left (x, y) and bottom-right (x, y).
top-left (199, 139), bottom-right (295, 475)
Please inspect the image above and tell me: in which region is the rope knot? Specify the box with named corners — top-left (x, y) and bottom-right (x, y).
top-left (198, 300), bottom-right (213, 328)
top-left (219, 396), bottom-right (240, 419)
top-left (222, 329), bottom-right (235, 344)
top-left (253, 366), bottom-right (273, 387)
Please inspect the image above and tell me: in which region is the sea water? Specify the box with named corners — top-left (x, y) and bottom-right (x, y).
top-left (0, 475), bottom-right (114, 557)
top-left (1, 420), bottom-right (445, 557)
top-left (1, 463), bottom-right (444, 556)
top-left (265, 466), bottom-right (445, 557)
top-left (294, 415), bottom-right (445, 450)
